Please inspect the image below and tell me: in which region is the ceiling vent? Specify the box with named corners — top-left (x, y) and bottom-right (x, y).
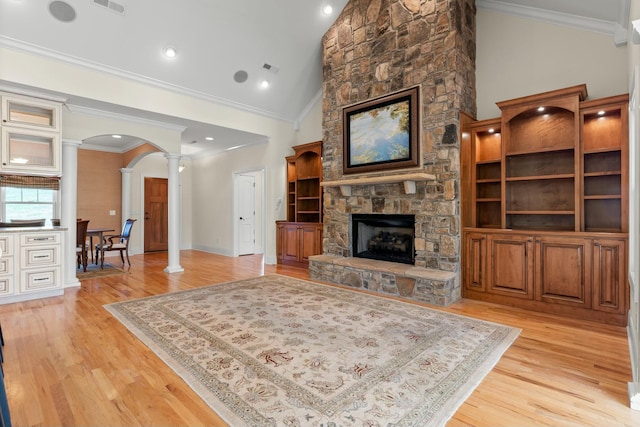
top-left (262, 63), bottom-right (279, 74)
top-left (93, 0), bottom-right (125, 15)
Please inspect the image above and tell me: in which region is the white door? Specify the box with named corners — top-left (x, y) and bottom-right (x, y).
top-left (238, 174), bottom-right (256, 255)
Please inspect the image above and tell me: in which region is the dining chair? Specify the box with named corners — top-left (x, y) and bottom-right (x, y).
top-left (98, 219), bottom-right (136, 266)
top-left (76, 220), bottom-right (90, 272)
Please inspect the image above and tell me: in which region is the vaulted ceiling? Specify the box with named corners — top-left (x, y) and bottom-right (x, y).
top-left (0, 0), bottom-right (630, 157)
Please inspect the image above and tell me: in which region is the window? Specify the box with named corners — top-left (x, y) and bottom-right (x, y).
top-left (1, 187), bottom-right (58, 221)
top-left (0, 175), bottom-right (60, 222)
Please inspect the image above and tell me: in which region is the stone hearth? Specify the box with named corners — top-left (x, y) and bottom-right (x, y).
top-left (309, 0), bottom-right (476, 306)
top-left (310, 255), bottom-right (458, 305)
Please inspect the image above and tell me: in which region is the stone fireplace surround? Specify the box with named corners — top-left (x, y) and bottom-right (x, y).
top-left (309, 174), bottom-right (458, 307)
top-left (308, 0), bottom-right (476, 307)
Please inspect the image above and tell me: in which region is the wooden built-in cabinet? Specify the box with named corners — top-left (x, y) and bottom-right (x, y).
top-left (277, 141), bottom-right (323, 266)
top-left (462, 85), bottom-right (629, 325)
top-left (276, 222), bottom-right (323, 267)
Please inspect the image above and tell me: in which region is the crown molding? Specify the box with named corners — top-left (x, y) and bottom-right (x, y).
top-left (476, 0), bottom-right (618, 37)
top-left (0, 82), bottom-right (67, 103)
top-left (0, 36), bottom-right (294, 124)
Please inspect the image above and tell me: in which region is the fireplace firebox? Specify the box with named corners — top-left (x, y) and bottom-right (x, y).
top-left (352, 214), bottom-right (415, 265)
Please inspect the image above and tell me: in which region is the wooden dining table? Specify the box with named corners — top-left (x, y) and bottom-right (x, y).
top-left (87, 227), bottom-right (115, 268)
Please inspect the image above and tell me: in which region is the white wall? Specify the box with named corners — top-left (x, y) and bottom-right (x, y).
top-left (295, 95), bottom-right (323, 145)
top-left (191, 123), bottom-right (297, 264)
top-left (476, 8), bottom-right (628, 120)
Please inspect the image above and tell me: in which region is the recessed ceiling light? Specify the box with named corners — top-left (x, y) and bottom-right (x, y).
top-left (163, 46), bottom-right (177, 58)
top-left (205, 137), bottom-right (214, 141)
top-left (259, 79), bottom-right (270, 89)
top-left (321, 2), bottom-right (333, 15)
top-left (112, 134), bottom-right (122, 139)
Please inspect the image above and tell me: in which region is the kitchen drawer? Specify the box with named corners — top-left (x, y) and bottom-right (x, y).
top-left (21, 246), bottom-right (59, 268)
top-left (0, 275), bottom-right (15, 296)
top-left (21, 232), bottom-right (61, 246)
top-left (20, 267), bottom-right (60, 292)
top-left (0, 235), bottom-right (14, 256)
top-left (0, 256), bottom-right (13, 275)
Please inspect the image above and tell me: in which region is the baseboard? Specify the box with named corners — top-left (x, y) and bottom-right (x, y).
top-left (191, 244), bottom-right (234, 257)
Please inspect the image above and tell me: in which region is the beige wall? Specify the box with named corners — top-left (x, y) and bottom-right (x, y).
top-left (77, 149), bottom-right (123, 235)
top-left (476, 8), bottom-right (628, 120)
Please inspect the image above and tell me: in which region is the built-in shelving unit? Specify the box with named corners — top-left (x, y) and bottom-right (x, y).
top-left (277, 141), bottom-right (323, 266)
top-left (462, 85), bottom-right (629, 326)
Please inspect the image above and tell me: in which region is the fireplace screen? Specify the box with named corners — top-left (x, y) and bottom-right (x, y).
top-left (352, 214), bottom-right (415, 265)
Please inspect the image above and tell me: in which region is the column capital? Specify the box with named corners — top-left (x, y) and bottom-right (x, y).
top-left (164, 152), bottom-right (182, 161)
top-left (120, 168), bottom-right (134, 174)
top-left (62, 139), bottom-right (83, 148)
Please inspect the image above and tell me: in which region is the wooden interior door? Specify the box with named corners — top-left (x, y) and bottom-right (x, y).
top-left (144, 177), bottom-right (168, 252)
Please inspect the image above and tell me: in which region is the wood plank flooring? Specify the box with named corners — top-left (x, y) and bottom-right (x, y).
top-left (0, 250), bottom-right (638, 426)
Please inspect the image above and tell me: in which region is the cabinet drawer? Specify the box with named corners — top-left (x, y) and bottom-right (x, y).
top-left (21, 232), bottom-right (61, 246)
top-left (0, 275), bottom-right (15, 296)
top-left (0, 256), bottom-right (13, 275)
top-left (21, 246), bottom-right (59, 268)
top-left (20, 268), bottom-right (60, 292)
top-left (0, 234), bottom-right (15, 256)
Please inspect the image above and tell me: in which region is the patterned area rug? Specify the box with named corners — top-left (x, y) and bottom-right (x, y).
top-left (105, 275), bottom-right (520, 426)
top-left (77, 262), bottom-right (127, 280)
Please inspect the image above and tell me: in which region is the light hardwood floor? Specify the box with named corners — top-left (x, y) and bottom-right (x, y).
top-left (0, 250), bottom-right (638, 426)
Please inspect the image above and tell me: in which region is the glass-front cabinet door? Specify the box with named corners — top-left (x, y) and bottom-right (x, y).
top-left (1, 95), bottom-right (60, 132)
top-left (0, 128), bottom-right (60, 175)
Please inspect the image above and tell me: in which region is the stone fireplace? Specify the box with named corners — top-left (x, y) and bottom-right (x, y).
top-left (309, 0), bottom-right (476, 306)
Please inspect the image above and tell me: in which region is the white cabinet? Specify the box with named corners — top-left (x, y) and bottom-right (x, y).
top-left (0, 235), bottom-right (15, 297)
top-left (0, 94), bottom-right (62, 176)
top-left (1, 94), bottom-right (60, 131)
top-left (0, 230), bottom-right (64, 303)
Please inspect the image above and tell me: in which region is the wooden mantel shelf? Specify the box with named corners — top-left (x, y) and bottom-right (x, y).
top-left (321, 172), bottom-right (436, 196)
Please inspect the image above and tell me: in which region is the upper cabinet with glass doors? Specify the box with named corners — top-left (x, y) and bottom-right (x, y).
top-left (0, 94), bottom-right (62, 176)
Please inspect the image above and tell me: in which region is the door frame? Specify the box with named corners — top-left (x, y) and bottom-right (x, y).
top-left (232, 167), bottom-right (265, 257)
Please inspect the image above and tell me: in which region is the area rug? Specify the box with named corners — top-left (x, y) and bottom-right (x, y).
top-left (105, 274), bottom-right (520, 426)
top-left (77, 262), bottom-right (127, 280)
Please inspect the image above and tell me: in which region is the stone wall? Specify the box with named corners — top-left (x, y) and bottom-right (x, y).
top-left (314, 0), bottom-right (476, 304)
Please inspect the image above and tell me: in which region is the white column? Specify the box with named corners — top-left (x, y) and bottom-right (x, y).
top-left (120, 168), bottom-right (133, 222)
top-left (61, 139), bottom-right (82, 288)
top-left (164, 153), bottom-right (184, 273)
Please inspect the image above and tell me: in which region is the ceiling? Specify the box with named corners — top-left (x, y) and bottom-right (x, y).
top-left (0, 0), bottom-right (630, 158)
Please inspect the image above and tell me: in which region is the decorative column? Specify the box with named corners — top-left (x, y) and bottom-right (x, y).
top-left (164, 153), bottom-right (184, 273)
top-left (120, 168), bottom-right (133, 222)
top-left (61, 139), bottom-right (82, 288)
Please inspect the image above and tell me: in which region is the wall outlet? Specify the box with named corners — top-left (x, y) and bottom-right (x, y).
top-left (109, 210), bottom-right (116, 216)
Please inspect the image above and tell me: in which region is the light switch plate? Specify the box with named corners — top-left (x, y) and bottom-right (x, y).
top-left (109, 210), bottom-right (116, 216)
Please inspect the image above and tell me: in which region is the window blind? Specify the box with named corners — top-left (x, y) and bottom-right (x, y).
top-left (0, 174), bottom-right (60, 190)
